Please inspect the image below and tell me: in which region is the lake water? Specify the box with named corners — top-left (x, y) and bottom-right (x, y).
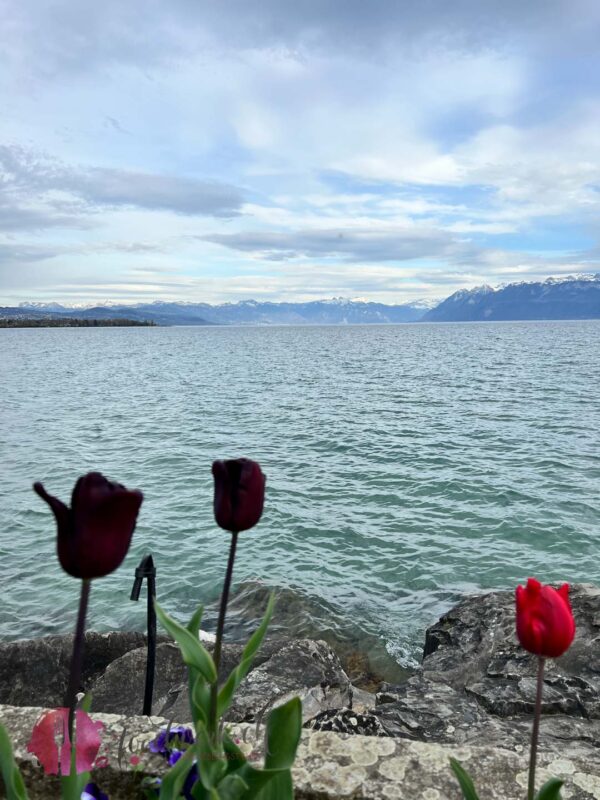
top-left (1, 322), bottom-right (599, 678)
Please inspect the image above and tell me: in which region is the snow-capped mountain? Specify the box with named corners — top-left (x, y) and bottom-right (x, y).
top-left (422, 274), bottom-right (600, 322)
top-left (9, 298), bottom-right (428, 325)
top-left (9, 274), bottom-right (600, 324)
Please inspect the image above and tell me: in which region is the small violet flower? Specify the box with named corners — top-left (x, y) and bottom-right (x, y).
top-left (148, 726), bottom-right (195, 758)
top-left (81, 783), bottom-right (109, 800)
top-left (168, 749), bottom-right (183, 767)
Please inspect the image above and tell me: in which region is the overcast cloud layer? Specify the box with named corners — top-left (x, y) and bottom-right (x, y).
top-left (1, 0), bottom-right (600, 304)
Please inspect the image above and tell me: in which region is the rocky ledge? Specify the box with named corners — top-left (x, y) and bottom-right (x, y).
top-left (311, 583), bottom-right (600, 769)
top-left (1, 584), bottom-right (599, 772)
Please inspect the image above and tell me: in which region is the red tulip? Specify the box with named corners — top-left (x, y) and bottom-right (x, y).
top-left (33, 472), bottom-right (143, 579)
top-left (212, 458), bottom-right (265, 532)
top-left (27, 708), bottom-right (103, 775)
top-left (515, 578), bottom-right (575, 658)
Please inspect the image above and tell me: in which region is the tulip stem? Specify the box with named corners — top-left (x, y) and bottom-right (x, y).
top-left (527, 656), bottom-right (545, 800)
top-left (209, 531), bottom-right (239, 740)
top-left (64, 578), bottom-right (91, 756)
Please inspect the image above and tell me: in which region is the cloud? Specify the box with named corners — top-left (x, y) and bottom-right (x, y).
top-left (1, 1), bottom-right (600, 304)
top-left (3, 0), bottom-right (599, 83)
top-left (0, 145), bottom-right (244, 222)
top-left (202, 226), bottom-right (465, 262)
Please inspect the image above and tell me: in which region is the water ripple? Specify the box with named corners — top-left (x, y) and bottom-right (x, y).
top-left (0, 321), bottom-right (599, 673)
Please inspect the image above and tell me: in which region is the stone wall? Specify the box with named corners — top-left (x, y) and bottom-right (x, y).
top-left (1, 704), bottom-right (599, 799)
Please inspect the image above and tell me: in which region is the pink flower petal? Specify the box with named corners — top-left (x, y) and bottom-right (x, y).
top-left (27, 708), bottom-right (104, 775)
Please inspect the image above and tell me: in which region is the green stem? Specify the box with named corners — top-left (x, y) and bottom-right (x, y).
top-left (527, 656), bottom-right (545, 800)
top-left (64, 579), bottom-right (91, 759)
top-left (209, 531), bottom-right (238, 740)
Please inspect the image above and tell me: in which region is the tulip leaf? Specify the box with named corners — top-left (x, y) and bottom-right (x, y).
top-left (79, 692), bottom-right (93, 714)
top-left (535, 778), bottom-right (564, 800)
top-left (158, 747), bottom-right (195, 800)
top-left (449, 758), bottom-right (481, 800)
top-left (155, 600), bottom-right (217, 683)
top-left (186, 605), bottom-right (204, 638)
top-left (264, 697), bottom-right (301, 771)
top-left (214, 774), bottom-right (249, 800)
top-left (191, 672), bottom-right (210, 727)
top-left (222, 731), bottom-right (247, 774)
top-left (227, 763), bottom-right (280, 796)
top-left (0, 724), bottom-right (29, 800)
top-left (190, 779), bottom-right (210, 800)
top-left (217, 593), bottom-right (275, 717)
top-left (254, 770), bottom-right (293, 800)
top-left (195, 723), bottom-right (227, 791)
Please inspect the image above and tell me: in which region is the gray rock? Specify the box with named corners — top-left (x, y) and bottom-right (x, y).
top-left (91, 643), bottom-right (187, 716)
top-left (350, 686), bottom-right (377, 714)
top-left (306, 707), bottom-right (387, 736)
top-left (0, 631), bottom-right (149, 707)
top-left (372, 583), bottom-right (600, 764)
top-left (225, 639), bottom-right (352, 725)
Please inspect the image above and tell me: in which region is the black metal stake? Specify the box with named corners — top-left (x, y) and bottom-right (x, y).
top-left (131, 554), bottom-right (157, 716)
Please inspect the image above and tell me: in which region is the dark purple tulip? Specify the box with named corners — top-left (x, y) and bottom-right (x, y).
top-left (212, 458), bottom-right (265, 533)
top-left (33, 472), bottom-right (143, 579)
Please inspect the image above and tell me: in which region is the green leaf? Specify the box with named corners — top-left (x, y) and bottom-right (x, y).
top-left (158, 748), bottom-right (196, 800)
top-left (186, 605), bottom-right (205, 637)
top-left (61, 770), bottom-right (90, 800)
top-left (79, 693), bottom-right (93, 714)
top-left (191, 673), bottom-right (211, 727)
top-left (254, 770), bottom-right (293, 800)
top-left (535, 778), bottom-right (564, 800)
top-left (264, 697), bottom-right (301, 771)
top-left (60, 723), bottom-right (90, 800)
top-left (215, 774), bottom-right (249, 800)
top-left (449, 758), bottom-right (481, 800)
top-left (222, 731), bottom-right (247, 775)
top-left (217, 593), bottom-right (275, 717)
top-left (0, 724), bottom-right (28, 800)
top-left (229, 764), bottom-right (278, 796)
top-left (155, 600), bottom-right (217, 683)
top-left (190, 780), bottom-right (210, 800)
top-left (195, 723), bottom-right (227, 791)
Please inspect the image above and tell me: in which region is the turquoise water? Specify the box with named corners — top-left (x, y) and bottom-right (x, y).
top-left (1, 322), bottom-right (599, 673)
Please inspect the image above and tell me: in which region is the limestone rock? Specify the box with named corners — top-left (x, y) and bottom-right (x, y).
top-left (90, 642), bottom-right (186, 716)
top-left (373, 583), bottom-right (600, 765)
top-left (224, 639), bottom-right (352, 725)
top-left (0, 631), bottom-right (148, 707)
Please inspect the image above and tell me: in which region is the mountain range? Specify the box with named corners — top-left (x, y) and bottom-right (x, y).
top-left (422, 273), bottom-right (600, 322)
top-left (3, 274), bottom-right (600, 325)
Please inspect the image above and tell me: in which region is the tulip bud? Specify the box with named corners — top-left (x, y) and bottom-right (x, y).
top-left (212, 458), bottom-right (265, 532)
top-left (515, 578), bottom-right (575, 658)
top-left (33, 472), bottom-right (143, 579)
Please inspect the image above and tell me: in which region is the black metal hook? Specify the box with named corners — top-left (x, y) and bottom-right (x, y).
top-left (130, 554), bottom-right (156, 716)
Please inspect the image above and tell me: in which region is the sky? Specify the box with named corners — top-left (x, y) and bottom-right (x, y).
top-left (1, 0), bottom-right (600, 305)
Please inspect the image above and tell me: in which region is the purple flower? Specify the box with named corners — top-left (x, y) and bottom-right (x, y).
top-left (81, 784), bottom-right (108, 800)
top-left (147, 726), bottom-right (197, 799)
top-left (183, 764), bottom-right (199, 800)
top-left (148, 726), bottom-right (195, 758)
top-left (168, 749), bottom-right (183, 766)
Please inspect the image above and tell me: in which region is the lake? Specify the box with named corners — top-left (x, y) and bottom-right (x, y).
top-left (1, 321), bottom-right (599, 678)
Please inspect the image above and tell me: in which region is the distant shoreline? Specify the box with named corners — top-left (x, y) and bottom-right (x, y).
top-left (0, 318), bottom-right (156, 328)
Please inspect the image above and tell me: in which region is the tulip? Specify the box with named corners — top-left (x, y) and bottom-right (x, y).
top-left (33, 472), bottom-right (143, 579)
top-left (209, 458), bottom-right (265, 741)
top-left (33, 472), bottom-right (143, 753)
top-left (26, 708), bottom-right (103, 776)
top-left (516, 578), bottom-right (576, 800)
top-left (516, 578), bottom-right (575, 658)
top-left (212, 458), bottom-right (265, 533)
